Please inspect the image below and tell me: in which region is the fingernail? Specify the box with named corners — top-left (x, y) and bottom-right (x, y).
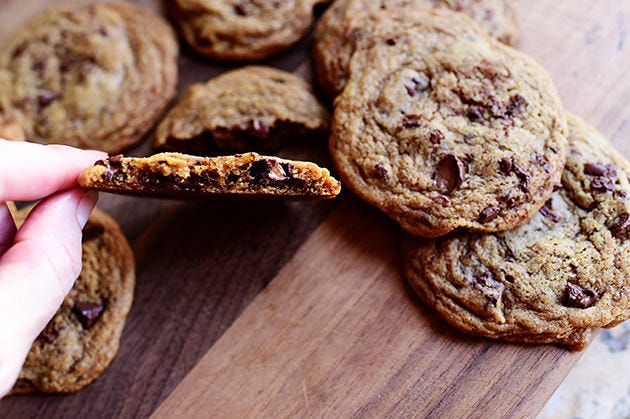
top-left (76, 191), bottom-right (98, 227)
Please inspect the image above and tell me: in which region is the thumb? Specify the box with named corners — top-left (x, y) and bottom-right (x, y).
top-left (0, 188), bottom-right (97, 396)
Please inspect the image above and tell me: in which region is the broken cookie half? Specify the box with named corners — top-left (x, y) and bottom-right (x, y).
top-left (78, 152), bottom-right (341, 200)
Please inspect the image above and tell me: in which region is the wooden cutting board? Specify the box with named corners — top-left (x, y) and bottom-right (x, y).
top-left (1, 0), bottom-right (629, 417)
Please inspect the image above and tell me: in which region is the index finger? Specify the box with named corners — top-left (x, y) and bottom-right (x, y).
top-left (0, 140), bottom-right (107, 202)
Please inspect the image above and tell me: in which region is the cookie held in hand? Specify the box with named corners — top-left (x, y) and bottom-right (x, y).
top-left (79, 152), bottom-right (341, 200)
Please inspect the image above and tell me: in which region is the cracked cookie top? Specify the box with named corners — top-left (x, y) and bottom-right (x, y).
top-left (171, 0), bottom-right (331, 61)
top-left (330, 7), bottom-right (567, 238)
top-left (0, 3), bottom-right (178, 153)
top-left (402, 114), bottom-right (630, 350)
top-left (314, 0), bottom-right (519, 99)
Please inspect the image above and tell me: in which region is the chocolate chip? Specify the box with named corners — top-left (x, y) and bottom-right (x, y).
top-left (428, 129), bottom-right (443, 145)
top-left (36, 321), bottom-right (60, 344)
top-left (473, 271), bottom-right (505, 305)
top-left (402, 116), bottom-right (423, 128)
top-left (72, 300), bottom-right (104, 328)
top-left (249, 159), bottom-right (291, 182)
top-left (374, 163), bottom-right (388, 181)
top-left (267, 160), bottom-right (289, 181)
top-left (82, 221), bottom-right (105, 242)
top-left (234, 4), bottom-right (248, 15)
top-left (532, 152), bottom-right (552, 173)
top-left (610, 213), bottom-right (630, 238)
top-left (478, 206), bottom-right (500, 223)
top-left (499, 194), bottom-right (519, 208)
top-left (37, 90), bottom-right (57, 108)
top-left (512, 163), bottom-right (531, 193)
top-left (386, 38), bottom-right (396, 46)
top-left (591, 177), bottom-right (615, 192)
top-left (539, 200), bottom-right (560, 222)
top-left (11, 42), bottom-right (28, 59)
top-left (32, 58), bottom-right (47, 73)
top-left (467, 105), bottom-right (484, 121)
top-left (584, 162), bottom-right (607, 176)
top-left (434, 155), bottom-right (466, 194)
top-left (550, 145), bottom-right (559, 153)
top-left (59, 57), bottom-right (77, 73)
top-left (499, 157), bottom-right (513, 174)
top-left (505, 94), bottom-right (527, 117)
top-left (404, 76), bottom-right (429, 97)
top-left (564, 283), bottom-right (598, 308)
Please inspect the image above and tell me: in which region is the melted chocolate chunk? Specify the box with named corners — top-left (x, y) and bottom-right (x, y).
top-left (584, 162), bottom-right (607, 176)
top-left (374, 163), bottom-right (389, 181)
top-left (82, 222), bottom-right (105, 242)
top-left (434, 155), bottom-right (466, 194)
top-left (499, 157), bottom-right (513, 174)
top-left (467, 105), bottom-right (484, 121)
top-left (505, 94), bottom-right (527, 117)
top-left (249, 159), bottom-right (292, 182)
top-left (564, 283), bottom-right (598, 308)
top-left (473, 271), bottom-right (505, 305)
top-left (402, 116), bottom-right (423, 128)
top-left (37, 90), bottom-right (57, 108)
top-left (385, 38), bottom-right (396, 46)
top-left (428, 129), bottom-right (443, 145)
top-left (539, 200), bottom-right (560, 222)
top-left (72, 300), bottom-right (104, 328)
top-left (404, 77), bottom-right (429, 97)
top-left (36, 321), bottom-right (60, 344)
top-left (234, 4), bottom-right (248, 15)
top-left (478, 206), bottom-right (500, 223)
top-left (591, 177), bottom-right (615, 192)
top-left (610, 213), bottom-right (630, 238)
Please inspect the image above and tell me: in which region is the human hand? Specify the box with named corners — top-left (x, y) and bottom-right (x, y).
top-left (0, 139), bottom-right (106, 396)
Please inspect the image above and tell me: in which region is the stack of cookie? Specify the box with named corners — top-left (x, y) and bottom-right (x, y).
top-left (320, 3), bottom-right (630, 350)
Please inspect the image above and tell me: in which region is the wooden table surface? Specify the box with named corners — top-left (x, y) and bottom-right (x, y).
top-left (0, 0), bottom-right (629, 417)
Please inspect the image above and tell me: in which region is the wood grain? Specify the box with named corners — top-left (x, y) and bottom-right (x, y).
top-left (0, 0), bottom-right (628, 417)
top-left (152, 199), bottom-right (581, 418)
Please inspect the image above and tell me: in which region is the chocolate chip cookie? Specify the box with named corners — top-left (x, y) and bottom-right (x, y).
top-left (0, 3), bottom-right (178, 153)
top-left (79, 152), bottom-right (341, 199)
top-left (11, 207), bottom-right (135, 393)
top-left (330, 7), bottom-right (567, 238)
top-left (171, 0), bottom-right (331, 61)
top-left (402, 114), bottom-right (630, 351)
top-left (314, 0), bottom-right (520, 99)
top-left (154, 66), bottom-right (329, 153)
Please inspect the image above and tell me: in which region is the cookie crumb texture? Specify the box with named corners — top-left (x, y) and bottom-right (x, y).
top-left (154, 66), bottom-right (329, 152)
top-left (330, 8), bottom-right (567, 238)
top-left (172, 0), bottom-right (331, 61)
top-left (402, 115), bottom-right (630, 351)
top-left (11, 208), bottom-right (135, 393)
top-left (0, 3), bottom-right (178, 153)
top-left (314, 0), bottom-right (520, 99)
top-left (79, 152), bottom-right (341, 199)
